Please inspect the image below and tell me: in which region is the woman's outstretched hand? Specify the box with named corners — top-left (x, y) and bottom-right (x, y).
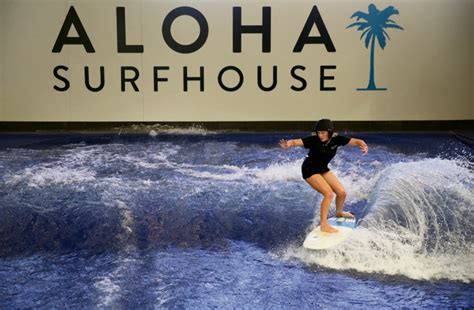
top-left (279, 139), bottom-right (291, 149)
top-left (359, 140), bottom-right (369, 155)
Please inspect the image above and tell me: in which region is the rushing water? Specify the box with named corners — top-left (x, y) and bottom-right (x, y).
top-left (0, 130), bottom-right (473, 308)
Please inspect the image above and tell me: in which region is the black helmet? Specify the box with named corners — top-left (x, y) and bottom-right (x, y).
top-left (315, 119), bottom-right (334, 137)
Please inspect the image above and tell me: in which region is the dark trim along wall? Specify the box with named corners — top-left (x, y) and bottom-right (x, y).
top-left (0, 120), bottom-right (472, 133)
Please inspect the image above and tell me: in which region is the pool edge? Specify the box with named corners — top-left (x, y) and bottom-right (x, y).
top-left (0, 120), bottom-right (473, 133)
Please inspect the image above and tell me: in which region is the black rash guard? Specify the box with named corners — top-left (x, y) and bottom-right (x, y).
top-left (301, 134), bottom-right (351, 179)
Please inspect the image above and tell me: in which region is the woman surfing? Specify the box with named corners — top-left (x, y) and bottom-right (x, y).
top-left (279, 119), bottom-right (368, 233)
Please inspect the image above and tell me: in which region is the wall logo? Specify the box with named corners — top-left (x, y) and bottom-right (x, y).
top-left (50, 4), bottom-right (403, 94)
top-left (347, 4), bottom-right (404, 91)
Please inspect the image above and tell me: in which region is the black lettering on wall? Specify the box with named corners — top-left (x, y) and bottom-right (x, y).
top-left (162, 7), bottom-right (209, 54)
top-left (320, 65), bottom-right (336, 91)
top-left (116, 7), bottom-right (144, 53)
top-left (257, 66), bottom-right (277, 91)
top-left (121, 66), bottom-right (140, 92)
top-left (53, 66), bottom-right (70, 91)
top-left (52, 6), bottom-right (95, 53)
top-left (154, 66), bottom-right (170, 91)
top-left (84, 66), bottom-right (105, 92)
top-left (183, 66), bottom-right (205, 91)
top-left (233, 7), bottom-right (271, 53)
top-left (290, 65), bottom-right (307, 91)
top-left (293, 5), bottom-right (335, 53)
top-left (218, 66), bottom-right (244, 91)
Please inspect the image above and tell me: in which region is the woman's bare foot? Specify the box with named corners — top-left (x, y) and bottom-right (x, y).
top-left (320, 224), bottom-right (338, 233)
top-left (336, 211), bottom-right (355, 219)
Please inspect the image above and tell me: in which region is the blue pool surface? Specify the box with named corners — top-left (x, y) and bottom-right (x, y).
top-left (0, 130), bottom-right (473, 308)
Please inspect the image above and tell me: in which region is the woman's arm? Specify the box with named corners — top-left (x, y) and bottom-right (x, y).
top-left (348, 138), bottom-right (368, 155)
top-left (279, 139), bottom-right (304, 149)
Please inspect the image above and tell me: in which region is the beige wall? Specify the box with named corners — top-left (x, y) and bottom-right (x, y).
top-left (1, 0), bottom-right (473, 122)
top-left (471, 0), bottom-right (474, 116)
top-left (0, 0), bottom-right (4, 121)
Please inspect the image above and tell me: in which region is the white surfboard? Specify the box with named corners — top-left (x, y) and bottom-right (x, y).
top-left (303, 217), bottom-right (357, 250)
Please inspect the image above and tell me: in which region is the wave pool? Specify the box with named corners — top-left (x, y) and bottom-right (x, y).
top-left (0, 130), bottom-right (473, 308)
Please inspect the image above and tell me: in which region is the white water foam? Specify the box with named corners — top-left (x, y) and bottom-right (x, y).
top-left (283, 158), bottom-right (474, 283)
top-left (6, 165), bottom-right (96, 187)
top-left (253, 161), bottom-right (303, 182)
top-left (4, 143), bottom-right (181, 187)
top-left (93, 202), bottom-right (139, 307)
top-left (115, 123), bottom-right (215, 135)
top-left (93, 254), bottom-right (140, 307)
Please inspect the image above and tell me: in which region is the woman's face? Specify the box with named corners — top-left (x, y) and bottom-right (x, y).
top-left (317, 131), bottom-right (329, 142)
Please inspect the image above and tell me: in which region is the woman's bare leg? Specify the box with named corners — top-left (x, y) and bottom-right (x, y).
top-left (305, 174), bottom-right (338, 233)
top-left (321, 171), bottom-right (354, 218)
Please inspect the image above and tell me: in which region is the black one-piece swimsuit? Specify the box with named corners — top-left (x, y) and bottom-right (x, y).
top-left (301, 134), bottom-right (350, 179)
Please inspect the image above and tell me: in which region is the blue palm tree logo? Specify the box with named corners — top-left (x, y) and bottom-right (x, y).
top-left (347, 4), bottom-right (404, 91)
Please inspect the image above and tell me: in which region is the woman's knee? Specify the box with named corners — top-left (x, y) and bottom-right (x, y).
top-left (322, 191), bottom-right (334, 200)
